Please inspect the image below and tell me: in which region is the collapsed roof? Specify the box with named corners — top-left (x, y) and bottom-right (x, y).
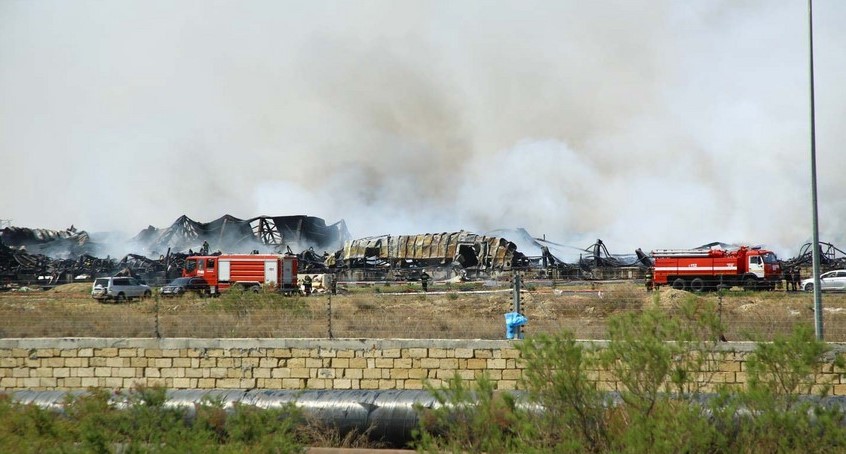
top-left (132, 214), bottom-right (350, 256)
top-left (0, 226), bottom-right (93, 259)
top-left (0, 215), bottom-right (351, 286)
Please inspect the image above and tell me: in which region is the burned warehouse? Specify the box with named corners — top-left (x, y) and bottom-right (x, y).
top-left (330, 231), bottom-right (528, 281)
top-left (0, 215), bottom-right (350, 287)
top-left (3, 213), bottom-right (842, 290)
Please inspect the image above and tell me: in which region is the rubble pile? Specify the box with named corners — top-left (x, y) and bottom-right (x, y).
top-left (0, 241), bottom-right (115, 288)
top-left (0, 214), bottom-right (670, 287)
top-left (0, 215), bottom-right (350, 287)
top-left (780, 242), bottom-right (846, 270)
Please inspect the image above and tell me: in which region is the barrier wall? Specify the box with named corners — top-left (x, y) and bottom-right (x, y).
top-left (1, 338), bottom-right (845, 393)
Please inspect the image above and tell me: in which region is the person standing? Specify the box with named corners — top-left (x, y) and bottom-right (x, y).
top-left (329, 273), bottom-right (337, 295)
top-left (302, 274), bottom-right (312, 296)
top-left (791, 267), bottom-right (801, 291)
top-left (420, 270), bottom-right (430, 292)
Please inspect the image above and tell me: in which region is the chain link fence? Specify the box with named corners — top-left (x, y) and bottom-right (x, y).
top-left (1, 280), bottom-right (845, 341)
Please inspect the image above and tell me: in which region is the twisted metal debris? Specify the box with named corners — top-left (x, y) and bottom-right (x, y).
top-left (0, 215), bottom-right (350, 288)
top-left (10, 213), bottom-right (834, 289)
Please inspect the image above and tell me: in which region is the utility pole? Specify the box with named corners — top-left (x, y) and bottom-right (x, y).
top-left (808, 0), bottom-right (823, 340)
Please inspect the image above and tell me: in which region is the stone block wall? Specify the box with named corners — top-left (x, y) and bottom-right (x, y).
top-left (1, 338), bottom-right (844, 393)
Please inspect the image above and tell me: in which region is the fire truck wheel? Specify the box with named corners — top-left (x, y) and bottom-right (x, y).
top-left (672, 278), bottom-right (685, 290)
top-left (743, 276), bottom-right (757, 291)
top-left (690, 278), bottom-right (705, 292)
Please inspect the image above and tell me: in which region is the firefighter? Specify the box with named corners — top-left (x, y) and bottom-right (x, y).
top-left (302, 274), bottom-right (312, 296)
top-left (783, 267), bottom-right (792, 292)
top-left (791, 267), bottom-right (800, 291)
top-left (329, 273), bottom-right (337, 295)
top-left (200, 241), bottom-right (209, 255)
top-left (645, 269), bottom-right (653, 292)
top-left (420, 270), bottom-right (430, 292)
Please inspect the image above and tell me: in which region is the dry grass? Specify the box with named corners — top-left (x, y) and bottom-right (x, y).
top-left (1, 281), bottom-right (845, 341)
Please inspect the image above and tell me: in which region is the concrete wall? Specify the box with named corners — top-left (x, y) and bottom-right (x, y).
top-left (1, 338), bottom-right (845, 393)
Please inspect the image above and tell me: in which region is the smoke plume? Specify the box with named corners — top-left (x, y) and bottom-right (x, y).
top-left (2, 1), bottom-right (845, 258)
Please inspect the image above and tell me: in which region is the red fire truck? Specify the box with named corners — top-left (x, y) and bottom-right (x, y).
top-left (182, 254), bottom-right (298, 295)
top-left (648, 246), bottom-right (781, 292)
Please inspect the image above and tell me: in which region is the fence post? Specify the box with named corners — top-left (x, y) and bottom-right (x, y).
top-left (154, 297), bottom-right (161, 339)
top-left (512, 272), bottom-right (522, 314)
top-left (327, 295), bottom-right (334, 339)
top-left (718, 291), bottom-right (726, 342)
top-left (512, 272), bottom-right (524, 338)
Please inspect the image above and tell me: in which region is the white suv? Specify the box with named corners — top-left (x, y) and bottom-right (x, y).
top-left (91, 277), bottom-right (152, 302)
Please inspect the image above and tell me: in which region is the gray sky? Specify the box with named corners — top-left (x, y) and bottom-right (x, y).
top-left (1, 0), bottom-right (844, 257)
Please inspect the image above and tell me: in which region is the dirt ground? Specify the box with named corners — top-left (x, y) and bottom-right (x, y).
top-left (1, 281), bottom-right (844, 341)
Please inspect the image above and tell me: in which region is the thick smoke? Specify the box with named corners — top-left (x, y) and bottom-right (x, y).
top-left (1, 1), bottom-right (845, 258)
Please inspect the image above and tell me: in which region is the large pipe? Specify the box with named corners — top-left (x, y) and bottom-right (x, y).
top-left (10, 389), bottom-right (846, 446)
top-left (9, 389), bottom-right (443, 445)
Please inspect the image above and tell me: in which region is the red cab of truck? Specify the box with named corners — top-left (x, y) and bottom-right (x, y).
top-left (649, 246), bottom-right (781, 292)
top-left (182, 254), bottom-right (298, 295)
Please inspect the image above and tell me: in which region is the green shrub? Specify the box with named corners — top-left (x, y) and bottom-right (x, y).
top-left (225, 402), bottom-right (303, 451)
top-left (0, 394), bottom-right (71, 453)
top-left (414, 374), bottom-right (522, 453)
top-left (725, 325), bottom-right (846, 453)
top-left (599, 297), bottom-right (734, 452)
top-left (745, 324), bottom-right (838, 402)
top-left (517, 332), bottom-right (610, 452)
top-left (412, 296), bottom-right (846, 453)
top-left (0, 387), bottom-right (307, 452)
top-left (601, 297), bottom-right (725, 404)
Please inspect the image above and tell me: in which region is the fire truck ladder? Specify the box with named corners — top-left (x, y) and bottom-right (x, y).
top-left (651, 249), bottom-right (714, 257)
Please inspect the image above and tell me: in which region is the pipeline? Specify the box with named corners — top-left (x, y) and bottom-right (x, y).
top-left (8, 389), bottom-right (445, 445)
top-left (9, 389), bottom-right (846, 446)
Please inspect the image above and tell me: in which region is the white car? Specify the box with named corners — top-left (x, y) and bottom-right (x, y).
top-left (91, 276), bottom-right (152, 302)
top-left (801, 269), bottom-right (846, 292)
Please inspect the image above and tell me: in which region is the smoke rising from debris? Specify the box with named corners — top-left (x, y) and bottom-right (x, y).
top-left (1, 1), bottom-right (845, 257)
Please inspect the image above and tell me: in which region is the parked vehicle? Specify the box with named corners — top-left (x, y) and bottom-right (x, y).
top-left (91, 276), bottom-right (151, 302)
top-left (649, 246), bottom-right (782, 292)
top-left (182, 254), bottom-right (299, 295)
top-left (160, 277), bottom-right (210, 297)
top-left (801, 269), bottom-right (846, 292)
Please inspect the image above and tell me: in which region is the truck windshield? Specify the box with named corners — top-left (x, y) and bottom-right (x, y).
top-left (184, 259), bottom-right (197, 273)
top-left (761, 252), bottom-right (778, 264)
